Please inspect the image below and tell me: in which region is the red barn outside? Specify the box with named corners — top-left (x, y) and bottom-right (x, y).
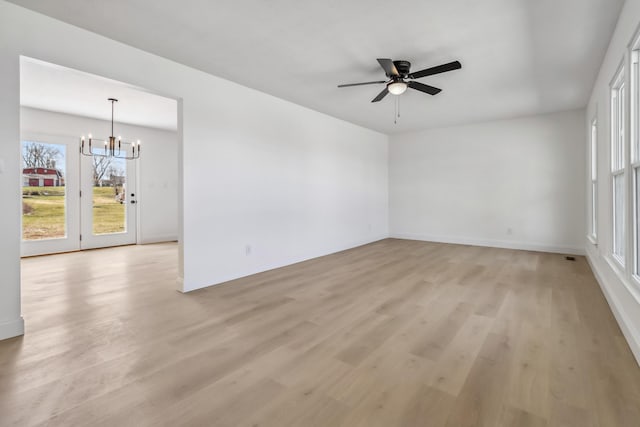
top-left (22, 167), bottom-right (65, 187)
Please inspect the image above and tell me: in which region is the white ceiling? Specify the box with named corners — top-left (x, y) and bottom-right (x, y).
top-left (20, 57), bottom-right (178, 131)
top-left (10, 0), bottom-right (624, 134)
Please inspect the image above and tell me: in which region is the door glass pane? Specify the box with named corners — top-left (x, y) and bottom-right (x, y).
top-left (22, 141), bottom-right (66, 240)
top-left (614, 173), bottom-right (625, 259)
top-left (92, 157), bottom-right (127, 235)
top-left (591, 182), bottom-right (597, 237)
top-left (636, 169), bottom-right (640, 273)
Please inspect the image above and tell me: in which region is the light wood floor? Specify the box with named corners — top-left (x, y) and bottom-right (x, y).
top-left (1, 240), bottom-right (640, 426)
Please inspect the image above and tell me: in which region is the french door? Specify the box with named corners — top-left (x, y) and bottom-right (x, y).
top-left (21, 134), bottom-right (137, 257)
top-left (79, 154), bottom-right (137, 249)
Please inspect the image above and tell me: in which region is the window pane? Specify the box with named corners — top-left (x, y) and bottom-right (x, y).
top-left (636, 169), bottom-right (640, 274)
top-left (620, 85), bottom-right (626, 168)
top-left (592, 182), bottom-right (597, 238)
top-left (591, 119), bottom-right (598, 241)
top-left (612, 92), bottom-right (619, 171)
top-left (591, 122), bottom-right (597, 180)
top-left (633, 55), bottom-right (639, 162)
top-left (614, 173), bottom-right (625, 259)
top-left (612, 72), bottom-right (626, 172)
top-left (92, 157), bottom-right (127, 235)
top-left (21, 141), bottom-right (66, 240)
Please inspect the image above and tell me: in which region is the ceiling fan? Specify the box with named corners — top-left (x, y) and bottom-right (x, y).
top-left (338, 58), bottom-right (462, 102)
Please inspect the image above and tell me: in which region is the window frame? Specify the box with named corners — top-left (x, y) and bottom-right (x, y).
top-left (631, 33), bottom-right (640, 280)
top-left (611, 64), bottom-right (626, 266)
top-left (590, 116), bottom-right (598, 244)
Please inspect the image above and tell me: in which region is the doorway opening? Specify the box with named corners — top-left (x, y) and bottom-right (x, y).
top-left (20, 57), bottom-right (180, 257)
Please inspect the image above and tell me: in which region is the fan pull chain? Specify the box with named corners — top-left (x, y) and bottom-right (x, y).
top-left (394, 97), bottom-right (398, 124)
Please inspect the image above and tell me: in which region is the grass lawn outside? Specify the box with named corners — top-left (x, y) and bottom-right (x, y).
top-left (22, 186), bottom-right (125, 240)
top-left (92, 186), bottom-right (126, 235)
top-left (22, 187), bottom-right (65, 240)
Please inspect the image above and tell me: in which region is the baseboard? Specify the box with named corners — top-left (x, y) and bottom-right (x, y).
top-left (586, 253), bottom-right (640, 367)
top-left (182, 234), bottom-right (389, 292)
top-left (0, 317), bottom-right (24, 341)
top-left (391, 233), bottom-right (585, 255)
top-left (139, 235), bottom-right (178, 245)
top-left (176, 275), bottom-right (185, 293)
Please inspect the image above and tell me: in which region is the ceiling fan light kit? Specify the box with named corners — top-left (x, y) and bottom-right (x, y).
top-left (338, 58), bottom-right (462, 106)
top-left (387, 81), bottom-right (408, 95)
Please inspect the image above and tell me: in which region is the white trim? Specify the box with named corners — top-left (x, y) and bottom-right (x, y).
top-left (631, 34), bottom-right (640, 282)
top-left (586, 253), bottom-right (640, 367)
top-left (611, 251), bottom-right (626, 268)
top-left (590, 116), bottom-right (599, 242)
top-left (604, 255), bottom-right (640, 305)
top-left (0, 317), bottom-right (25, 341)
top-left (20, 133), bottom-right (81, 257)
top-left (629, 21), bottom-right (640, 50)
top-left (176, 275), bottom-right (185, 293)
top-left (610, 57), bottom-right (627, 92)
top-left (587, 234), bottom-right (598, 246)
top-left (390, 233), bottom-right (585, 255)
top-left (139, 234), bottom-right (178, 245)
top-left (181, 235), bottom-right (390, 292)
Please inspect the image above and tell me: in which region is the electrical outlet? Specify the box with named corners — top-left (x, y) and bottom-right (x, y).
top-left (507, 227), bottom-right (513, 235)
top-left (245, 245), bottom-right (252, 256)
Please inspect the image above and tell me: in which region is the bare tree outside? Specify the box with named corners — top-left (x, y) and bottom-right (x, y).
top-left (21, 141), bottom-right (66, 240)
top-left (107, 164), bottom-right (125, 180)
top-left (22, 140), bottom-right (128, 239)
top-left (92, 156), bottom-right (114, 186)
top-left (22, 141), bottom-right (62, 169)
top-left (92, 157), bottom-right (127, 233)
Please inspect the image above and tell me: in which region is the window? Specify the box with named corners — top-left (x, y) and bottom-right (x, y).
top-left (633, 44), bottom-right (640, 276)
top-left (590, 118), bottom-right (598, 242)
top-left (21, 141), bottom-right (67, 240)
top-left (611, 66), bottom-right (626, 264)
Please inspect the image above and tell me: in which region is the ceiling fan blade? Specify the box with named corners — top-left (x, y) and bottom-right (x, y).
top-left (408, 81), bottom-right (442, 95)
top-left (337, 81), bottom-right (386, 88)
top-left (377, 58), bottom-right (399, 77)
top-left (371, 87), bottom-right (389, 103)
top-left (408, 61), bottom-right (462, 79)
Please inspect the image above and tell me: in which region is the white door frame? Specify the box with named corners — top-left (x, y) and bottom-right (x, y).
top-left (20, 132), bottom-right (80, 257)
top-left (79, 155), bottom-right (137, 250)
top-left (20, 132), bottom-right (139, 255)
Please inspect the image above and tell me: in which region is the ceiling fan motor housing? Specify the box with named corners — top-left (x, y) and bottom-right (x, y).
top-left (336, 57), bottom-right (461, 103)
top-left (392, 60), bottom-right (411, 77)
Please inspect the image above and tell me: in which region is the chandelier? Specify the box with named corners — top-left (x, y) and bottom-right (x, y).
top-left (80, 98), bottom-right (140, 160)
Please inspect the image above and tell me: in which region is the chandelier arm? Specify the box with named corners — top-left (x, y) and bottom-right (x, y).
top-left (81, 98), bottom-right (139, 160)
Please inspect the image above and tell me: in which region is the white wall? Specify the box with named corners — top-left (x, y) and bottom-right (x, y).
top-left (20, 107), bottom-right (179, 244)
top-left (585, 0), bottom-right (640, 364)
top-left (0, 0), bottom-right (389, 338)
top-left (181, 101), bottom-right (388, 291)
top-left (389, 110), bottom-right (586, 254)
